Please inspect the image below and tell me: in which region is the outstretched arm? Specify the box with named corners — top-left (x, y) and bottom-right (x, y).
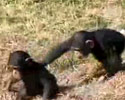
top-left (42, 31), bottom-right (85, 65)
top-left (42, 37), bottom-right (73, 65)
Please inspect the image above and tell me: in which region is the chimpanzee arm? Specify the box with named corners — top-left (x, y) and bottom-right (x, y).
top-left (42, 31), bottom-right (85, 65)
top-left (42, 37), bottom-right (73, 65)
top-left (17, 87), bottom-right (27, 100)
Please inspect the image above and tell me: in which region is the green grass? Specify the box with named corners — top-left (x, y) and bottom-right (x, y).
top-left (0, 0), bottom-right (124, 37)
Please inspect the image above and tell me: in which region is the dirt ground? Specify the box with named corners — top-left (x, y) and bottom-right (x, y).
top-left (1, 34), bottom-right (125, 100)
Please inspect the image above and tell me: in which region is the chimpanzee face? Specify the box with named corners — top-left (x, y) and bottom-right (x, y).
top-left (70, 31), bottom-right (95, 57)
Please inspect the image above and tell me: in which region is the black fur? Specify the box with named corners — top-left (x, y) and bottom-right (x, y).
top-left (43, 29), bottom-right (125, 76)
top-left (8, 51), bottom-right (59, 100)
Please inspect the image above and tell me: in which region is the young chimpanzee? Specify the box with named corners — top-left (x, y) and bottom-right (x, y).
top-left (8, 51), bottom-right (59, 100)
top-left (42, 29), bottom-right (125, 76)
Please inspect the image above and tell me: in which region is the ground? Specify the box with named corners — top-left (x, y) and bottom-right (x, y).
top-left (0, 0), bottom-right (125, 100)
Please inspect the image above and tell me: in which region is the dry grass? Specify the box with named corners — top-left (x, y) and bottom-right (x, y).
top-left (0, 0), bottom-right (125, 100)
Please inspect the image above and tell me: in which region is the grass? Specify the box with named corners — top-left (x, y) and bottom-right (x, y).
top-left (0, 0), bottom-right (125, 100)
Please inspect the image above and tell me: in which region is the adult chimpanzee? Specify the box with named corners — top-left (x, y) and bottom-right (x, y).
top-left (8, 51), bottom-right (59, 100)
top-left (42, 29), bottom-right (125, 76)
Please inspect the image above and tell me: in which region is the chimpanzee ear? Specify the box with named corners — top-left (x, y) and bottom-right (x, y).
top-left (25, 58), bottom-right (33, 65)
top-left (85, 40), bottom-right (94, 48)
top-left (25, 58), bottom-right (32, 62)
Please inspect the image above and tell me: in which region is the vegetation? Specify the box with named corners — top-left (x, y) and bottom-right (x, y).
top-left (0, 0), bottom-right (125, 100)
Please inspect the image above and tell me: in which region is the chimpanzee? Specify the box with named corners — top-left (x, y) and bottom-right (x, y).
top-left (42, 29), bottom-right (125, 76)
top-left (8, 51), bottom-right (59, 100)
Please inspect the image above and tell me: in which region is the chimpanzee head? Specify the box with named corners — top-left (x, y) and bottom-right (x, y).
top-left (71, 31), bottom-right (95, 57)
top-left (8, 51), bottom-right (33, 69)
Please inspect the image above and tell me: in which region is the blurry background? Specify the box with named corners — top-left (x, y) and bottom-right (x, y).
top-left (0, 0), bottom-right (125, 100)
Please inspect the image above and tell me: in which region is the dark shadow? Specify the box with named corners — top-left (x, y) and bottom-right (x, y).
top-left (59, 85), bottom-right (75, 93)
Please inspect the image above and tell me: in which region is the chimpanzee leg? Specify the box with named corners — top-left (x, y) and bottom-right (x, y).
top-left (103, 48), bottom-right (122, 76)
